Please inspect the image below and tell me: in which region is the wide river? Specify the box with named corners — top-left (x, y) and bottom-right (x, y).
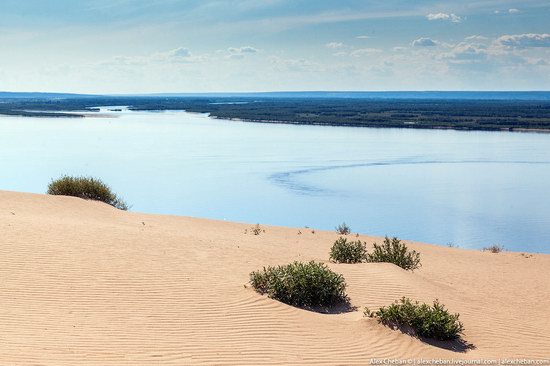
top-left (1, 108), bottom-right (549, 253)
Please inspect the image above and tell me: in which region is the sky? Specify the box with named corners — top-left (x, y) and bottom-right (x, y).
top-left (0, 0), bottom-right (549, 93)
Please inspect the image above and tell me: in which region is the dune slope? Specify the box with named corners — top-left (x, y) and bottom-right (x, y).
top-left (1, 190), bottom-right (549, 365)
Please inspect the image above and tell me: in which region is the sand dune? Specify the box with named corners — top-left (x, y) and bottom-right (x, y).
top-left (1, 190), bottom-right (549, 365)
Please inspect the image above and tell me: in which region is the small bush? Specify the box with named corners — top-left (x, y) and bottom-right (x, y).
top-left (330, 237), bottom-right (368, 264)
top-left (335, 222), bottom-right (351, 235)
top-left (367, 236), bottom-right (421, 271)
top-left (251, 224), bottom-right (262, 235)
top-left (47, 176), bottom-right (128, 210)
top-left (365, 297), bottom-right (464, 341)
top-left (483, 244), bottom-right (504, 253)
top-left (249, 261), bottom-right (349, 308)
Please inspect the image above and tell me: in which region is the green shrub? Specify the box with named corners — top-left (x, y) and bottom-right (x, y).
top-left (365, 297), bottom-right (464, 341)
top-left (47, 175), bottom-right (128, 210)
top-left (330, 237), bottom-right (368, 264)
top-left (249, 261), bottom-right (349, 308)
top-left (251, 224), bottom-right (263, 235)
top-left (367, 236), bottom-right (421, 270)
top-left (483, 244), bottom-right (504, 253)
top-left (335, 222), bottom-right (351, 235)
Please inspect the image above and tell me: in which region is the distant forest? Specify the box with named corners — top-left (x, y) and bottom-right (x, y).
top-left (1, 95), bottom-right (550, 132)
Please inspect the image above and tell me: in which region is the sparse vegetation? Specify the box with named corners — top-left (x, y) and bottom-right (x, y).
top-left (252, 224), bottom-right (262, 235)
top-left (249, 261), bottom-right (349, 308)
top-left (483, 244), bottom-right (504, 253)
top-left (47, 175), bottom-right (128, 210)
top-left (335, 222), bottom-right (351, 235)
top-left (366, 236), bottom-right (421, 271)
top-left (330, 237), bottom-right (368, 264)
top-left (365, 297), bottom-right (464, 341)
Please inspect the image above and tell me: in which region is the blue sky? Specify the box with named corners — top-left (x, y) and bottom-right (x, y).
top-left (0, 0), bottom-right (549, 93)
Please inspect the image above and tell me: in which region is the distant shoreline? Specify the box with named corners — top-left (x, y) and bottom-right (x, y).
top-left (3, 108), bottom-right (550, 133)
top-left (211, 115), bottom-right (550, 134)
top-left (2, 96), bottom-right (550, 133)
top-left (3, 90), bottom-right (550, 100)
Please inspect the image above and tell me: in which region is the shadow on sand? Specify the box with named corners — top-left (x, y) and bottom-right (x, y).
top-left (304, 301), bottom-right (358, 315)
top-left (422, 337), bottom-right (476, 353)
top-left (386, 323), bottom-right (476, 353)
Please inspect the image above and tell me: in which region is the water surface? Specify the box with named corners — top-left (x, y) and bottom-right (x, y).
top-left (1, 108), bottom-right (549, 253)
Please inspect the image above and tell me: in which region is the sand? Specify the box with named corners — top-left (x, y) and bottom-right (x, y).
top-left (1, 190), bottom-right (549, 365)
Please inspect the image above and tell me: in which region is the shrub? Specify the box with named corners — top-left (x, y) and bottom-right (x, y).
top-left (251, 224), bottom-right (262, 235)
top-left (367, 236), bottom-right (421, 271)
top-left (483, 244), bottom-right (504, 253)
top-left (47, 175), bottom-right (128, 210)
top-left (330, 237), bottom-right (368, 264)
top-left (249, 261), bottom-right (349, 308)
top-left (365, 297), bottom-right (464, 341)
top-left (335, 222), bottom-right (351, 235)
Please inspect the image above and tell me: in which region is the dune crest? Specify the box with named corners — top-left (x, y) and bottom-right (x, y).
top-left (1, 190), bottom-right (549, 364)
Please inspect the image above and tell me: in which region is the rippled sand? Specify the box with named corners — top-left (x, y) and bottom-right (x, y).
top-left (1, 190), bottom-right (549, 364)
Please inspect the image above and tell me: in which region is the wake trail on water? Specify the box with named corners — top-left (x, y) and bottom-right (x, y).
top-left (269, 159), bottom-right (550, 196)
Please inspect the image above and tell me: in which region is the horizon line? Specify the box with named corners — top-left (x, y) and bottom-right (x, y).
top-left (2, 90), bottom-right (550, 96)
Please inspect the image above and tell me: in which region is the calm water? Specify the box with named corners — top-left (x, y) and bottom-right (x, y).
top-left (1, 108), bottom-right (549, 253)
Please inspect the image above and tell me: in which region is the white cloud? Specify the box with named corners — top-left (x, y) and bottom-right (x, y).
top-left (224, 46), bottom-right (258, 60)
top-left (427, 13), bottom-right (448, 20)
top-left (426, 13), bottom-right (462, 23)
top-left (465, 35), bottom-right (489, 41)
top-left (164, 47), bottom-right (191, 59)
top-left (101, 47), bottom-right (200, 66)
top-left (228, 46), bottom-right (258, 54)
top-left (332, 52), bottom-right (349, 57)
top-left (508, 8), bottom-right (520, 13)
top-left (151, 47), bottom-right (205, 63)
top-left (325, 42), bottom-right (345, 49)
top-left (497, 33), bottom-right (550, 48)
top-left (412, 37), bottom-right (437, 47)
top-left (442, 42), bottom-right (489, 63)
top-left (450, 14), bottom-right (462, 23)
top-left (356, 35), bottom-right (371, 39)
